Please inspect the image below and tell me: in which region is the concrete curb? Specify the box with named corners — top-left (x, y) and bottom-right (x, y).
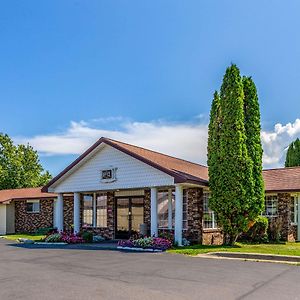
top-left (196, 252), bottom-right (300, 265)
top-left (117, 246), bottom-right (163, 252)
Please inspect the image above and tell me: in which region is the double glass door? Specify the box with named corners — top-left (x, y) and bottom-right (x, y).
top-left (115, 197), bottom-right (144, 239)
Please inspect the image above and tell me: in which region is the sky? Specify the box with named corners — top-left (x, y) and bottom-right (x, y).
top-left (1, 1), bottom-right (300, 175)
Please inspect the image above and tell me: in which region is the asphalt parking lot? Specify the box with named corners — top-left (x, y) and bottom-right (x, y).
top-left (0, 239), bottom-right (299, 300)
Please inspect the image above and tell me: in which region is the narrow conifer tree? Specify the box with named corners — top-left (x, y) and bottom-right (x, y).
top-left (207, 91), bottom-right (221, 202)
top-left (243, 76), bottom-right (264, 218)
top-left (208, 65), bottom-right (254, 245)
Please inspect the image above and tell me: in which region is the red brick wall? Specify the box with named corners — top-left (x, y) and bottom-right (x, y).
top-left (15, 198), bottom-right (54, 233)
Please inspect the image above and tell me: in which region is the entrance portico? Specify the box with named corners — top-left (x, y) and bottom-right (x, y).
top-left (52, 184), bottom-right (187, 245)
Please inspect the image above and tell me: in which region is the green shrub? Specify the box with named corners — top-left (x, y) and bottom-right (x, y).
top-left (268, 217), bottom-right (283, 242)
top-left (80, 231), bottom-right (93, 243)
top-left (246, 216), bottom-right (269, 242)
top-left (36, 227), bottom-right (56, 235)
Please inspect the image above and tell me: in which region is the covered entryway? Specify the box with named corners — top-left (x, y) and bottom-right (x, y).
top-left (115, 197), bottom-right (144, 239)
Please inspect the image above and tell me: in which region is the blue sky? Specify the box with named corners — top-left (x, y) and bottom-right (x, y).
top-left (1, 1), bottom-right (300, 174)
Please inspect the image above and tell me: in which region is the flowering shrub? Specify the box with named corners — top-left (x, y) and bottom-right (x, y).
top-left (118, 237), bottom-right (172, 251)
top-left (60, 232), bottom-right (84, 244)
top-left (45, 233), bottom-right (62, 243)
top-left (44, 232), bottom-right (84, 244)
top-left (158, 231), bottom-right (174, 244)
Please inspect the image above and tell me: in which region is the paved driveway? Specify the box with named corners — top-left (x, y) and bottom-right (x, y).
top-left (0, 239), bottom-right (299, 300)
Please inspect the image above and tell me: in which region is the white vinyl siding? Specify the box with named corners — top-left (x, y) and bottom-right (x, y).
top-left (6, 203), bottom-right (15, 234)
top-left (50, 145), bottom-right (174, 193)
top-left (0, 205), bottom-right (6, 235)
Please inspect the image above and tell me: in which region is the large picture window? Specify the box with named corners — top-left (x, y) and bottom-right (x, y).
top-left (83, 195), bottom-right (93, 226)
top-left (157, 191), bottom-right (175, 228)
top-left (83, 193), bottom-right (108, 228)
top-left (154, 189), bottom-right (189, 230)
top-left (157, 191), bottom-right (169, 228)
top-left (96, 193), bottom-right (107, 228)
top-left (203, 192), bottom-right (217, 229)
top-left (264, 195), bottom-right (278, 217)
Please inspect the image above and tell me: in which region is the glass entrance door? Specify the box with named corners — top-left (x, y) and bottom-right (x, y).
top-left (115, 197), bottom-right (144, 239)
top-left (116, 198), bottom-right (130, 239)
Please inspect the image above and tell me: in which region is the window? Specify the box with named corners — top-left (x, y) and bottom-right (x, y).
top-left (83, 195), bottom-right (93, 226)
top-left (156, 189), bottom-right (188, 230)
top-left (157, 191), bottom-right (175, 228)
top-left (203, 192), bottom-right (217, 229)
top-left (182, 190), bottom-right (188, 230)
top-left (83, 193), bottom-right (108, 228)
top-left (291, 195), bottom-right (298, 225)
top-left (96, 193), bottom-right (107, 228)
top-left (264, 195), bottom-right (278, 217)
top-left (26, 200), bottom-right (40, 213)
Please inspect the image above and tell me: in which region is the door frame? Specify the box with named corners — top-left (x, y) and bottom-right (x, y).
top-left (114, 196), bottom-right (144, 239)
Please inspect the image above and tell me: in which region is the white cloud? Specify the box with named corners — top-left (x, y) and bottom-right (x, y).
top-left (14, 119), bottom-right (209, 165)
top-left (261, 118), bottom-right (300, 168)
top-left (14, 117), bottom-right (300, 169)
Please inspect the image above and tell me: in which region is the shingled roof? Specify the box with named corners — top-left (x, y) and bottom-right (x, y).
top-left (0, 187), bottom-right (57, 204)
top-left (42, 137), bottom-right (300, 193)
top-left (263, 167), bottom-right (300, 192)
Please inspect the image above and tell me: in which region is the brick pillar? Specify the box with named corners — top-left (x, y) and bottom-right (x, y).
top-left (144, 189), bottom-right (151, 234)
top-left (63, 196), bottom-right (74, 232)
top-left (277, 193), bottom-right (294, 241)
top-left (184, 188), bottom-right (203, 243)
top-left (107, 191), bottom-right (115, 239)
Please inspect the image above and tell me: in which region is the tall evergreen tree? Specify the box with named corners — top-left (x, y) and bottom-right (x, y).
top-left (208, 64), bottom-right (255, 245)
top-left (285, 138), bottom-right (300, 167)
top-left (207, 91), bottom-right (221, 211)
top-left (243, 76), bottom-right (264, 218)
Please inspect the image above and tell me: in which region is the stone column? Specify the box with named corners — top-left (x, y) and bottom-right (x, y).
top-left (278, 193), bottom-right (293, 241)
top-left (150, 187), bottom-right (158, 237)
top-left (74, 192), bottom-right (81, 233)
top-left (175, 184), bottom-right (183, 246)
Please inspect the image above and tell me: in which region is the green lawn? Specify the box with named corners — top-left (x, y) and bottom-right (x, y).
top-left (1, 234), bottom-right (45, 242)
top-left (168, 242), bottom-right (300, 257)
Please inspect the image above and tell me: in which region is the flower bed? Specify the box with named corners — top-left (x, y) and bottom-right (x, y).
top-left (118, 237), bottom-right (172, 251)
top-left (44, 232), bottom-right (84, 244)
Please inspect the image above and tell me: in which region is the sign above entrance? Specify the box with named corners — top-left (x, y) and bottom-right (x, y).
top-left (100, 167), bottom-right (118, 183)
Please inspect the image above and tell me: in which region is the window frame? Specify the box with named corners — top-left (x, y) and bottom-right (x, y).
top-left (26, 199), bottom-right (40, 213)
top-left (82, 194), bottom-right (93, 227)
top-left (202, 192), bottom-right (217, 229)
top-left (264, 194), bottom-right (278, 218)
top-left (291, 194), bottom-right (298, 225)
top-left (82, 193), bottom-right (108, 228)
top-left (96, 193), bottom-right (108, 228)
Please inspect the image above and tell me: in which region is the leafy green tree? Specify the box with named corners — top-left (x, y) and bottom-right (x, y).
top-left (285, 138), bottom-right (300, 167)
top-left (0, 133), bottom-right (51, 190)
top-left (243, 76), bottom-right (264, 218)
top-left (208, 65), bottom-right (255, 245)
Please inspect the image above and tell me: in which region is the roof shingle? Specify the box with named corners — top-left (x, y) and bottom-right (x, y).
top-left (0, 187), bottom-right (56, 204)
